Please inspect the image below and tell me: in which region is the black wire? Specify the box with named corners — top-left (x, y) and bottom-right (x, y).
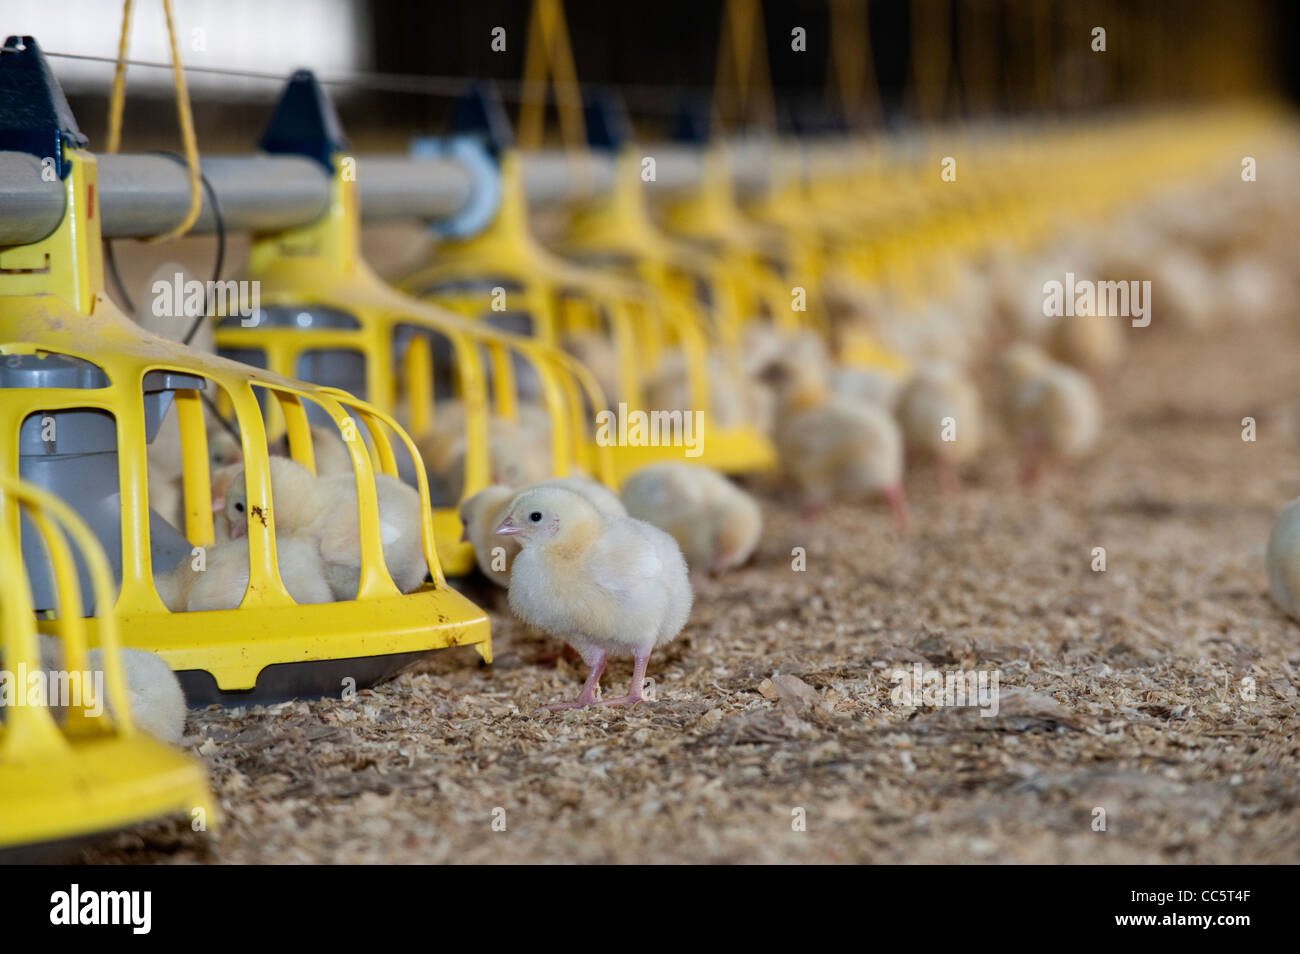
top-left (101, 151), bottom-right (240, 446)
top-left (149, 149), bottom-right (226, 343)
top-left (101, 151), bottom-right (225, 326)
top-left (103, 237), bottom-right (134, 314)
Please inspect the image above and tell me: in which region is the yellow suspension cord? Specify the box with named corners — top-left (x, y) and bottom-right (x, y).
top-left (106, 0), bottom-right (203, 243)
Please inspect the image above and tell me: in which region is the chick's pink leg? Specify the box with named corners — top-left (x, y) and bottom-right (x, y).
top-left (938, 457), bottom-right (961, 495)
top-left (538, 650), bottom-right (607, 712)
top-left (882, 483), bottom-right (908, 530)
top-left (596, 650), bottom-right (651, 708)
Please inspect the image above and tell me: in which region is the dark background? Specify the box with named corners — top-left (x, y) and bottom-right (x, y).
top-left (49, 0), bottom-right (1298, 152)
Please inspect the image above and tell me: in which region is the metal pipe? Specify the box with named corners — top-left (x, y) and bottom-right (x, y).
top-left (0, 143), bottom-right (776, 244)
top-left (0, 151), bottom-right (65, 245)
top-left (354, 155), bottom-right (473, 221)
top-left (97, 154), bottom-right (330, 238)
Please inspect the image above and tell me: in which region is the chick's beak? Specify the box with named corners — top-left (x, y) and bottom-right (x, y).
top-left (230, 522), bottom-right (246, 539)
top-left (494, 518), bottom-right (523, 536)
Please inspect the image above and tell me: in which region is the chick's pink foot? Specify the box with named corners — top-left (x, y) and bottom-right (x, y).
top-left (537, 650), bottom-right (652, 713)
top-left (595, 691), bottom-right (643, 708)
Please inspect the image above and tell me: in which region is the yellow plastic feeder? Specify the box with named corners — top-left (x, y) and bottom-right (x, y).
top-left (0, 47), bottom-right (491, 702)
top-left (0, 476), bottom-right (214, 858)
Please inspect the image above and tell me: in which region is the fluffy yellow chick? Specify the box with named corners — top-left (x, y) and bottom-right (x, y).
top-left (1046, 313), bottom-right (1125, 377)
top-left (309, 423), bottom-right (356, 476)
top-left (90, 647), bottom-right (187, 744)
top-left (417, 403), bottom-right (552, 505)
top-left (999, 342), bottom-right (1102, 483)
top-left (620, 463), bottom-right (762, 574)
top-left (459, 485), bottom-right (519, 587)
top-left (459, 477), bottom-right (625, 587)
top-left (155, 536), bottom-right (333, 611)
top-left (35, 635), bottom-right (187, 745)
top-left (1216, 254), bottom-right (1283, 324)
top-left (561, 329), bottom-right (622, 405)
top-left (1267, 498), bottom-right (1300, 621)
top-left (1151, 248), bottom-right (1216, 331)
top-left (760, 356), bottom-right (906, 526)
top-left (895, 362), bottom-right (983, 491)
top-left (224, 457), bottom-right (427, 599)
top-left (497, 486), bottom-right (692, 710)
top-left (644, 349), bottom-right (771, 432)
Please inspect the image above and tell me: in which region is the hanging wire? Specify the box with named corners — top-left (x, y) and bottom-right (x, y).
top-left (20, 47), bottom-right (711, 116)
top-left (909, 0), bottom-right (953, 122)
top-left (712, 0), bottom-right (778, 136)
top-left (827, 0), bottom-right (883, 129)
top-left (517, 0), bottom-right (587, 155)
top-left (104, 0), bottom-right (133, 155)
top-left (101, 151), bottom-right (241, 444)
top-left (105, 0), bottom-right (204, 243)
top-left (957, 0), bottom-right (997, 117)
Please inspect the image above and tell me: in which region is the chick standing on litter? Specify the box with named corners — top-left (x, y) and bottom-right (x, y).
top-left (496, 486), bottom-right (692, 710)
top-left (460, 476), bottom-right (625, 587)
top-left (224, 457), bottom-right (427, 599)
top-left (620, 462), bottom-right (762, 574)
top-left (999, 342), bottom-right (1102, 484)
top-left (895, 362), bottom-right (983, 491)
top-left (760, 355), bottom-right (907, 525)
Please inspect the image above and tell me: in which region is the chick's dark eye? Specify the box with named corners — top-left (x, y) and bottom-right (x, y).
top-left (235, 502), bottom-right (245, 513)
top-left (529, 511), bottom-right (542, 523)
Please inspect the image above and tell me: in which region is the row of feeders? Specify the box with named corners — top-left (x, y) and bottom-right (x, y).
top-left (213, 72), bottom-right (615, 574)
top-left (0, 40), bottom-right (492, 714)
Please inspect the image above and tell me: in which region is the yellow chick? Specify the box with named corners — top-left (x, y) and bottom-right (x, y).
top-left (154, 536), bottom-right (333, 611)
top-left (644, 349), bottom-right (771, 432)
top-left (309, 423), bottom-right (356, 476)
top-left (224, 457), bottom-right (427, 599)
top-left (496, 486), bottom-right (692, 710)
top-left (1216, 254), bottom-right (1283, 325)
top-left (1151, 248), bottom-right (1216, 331)
top-left (895, 362), bottom-right (983, 491)
top-left (999, 342), bottom-right (1102, 483)
top-left (417, 403), bottom-right (552, 505)
top-left (620, 462), bottom-right (762, 574)
top-left (89, 647), bottom-right (187, 744)
top-left (760, 355), bottom-right (907, 526)
top-left (459, 477), bottom-right (625, 587)
top-left (1267, 498), bottom-right (1300, 621)
top-left (35, 635), bottom-right (187, 745)
top-left (1046, 312), bottom-right (1125, 377)
top-left (561, 329), bottom-right (621, 404)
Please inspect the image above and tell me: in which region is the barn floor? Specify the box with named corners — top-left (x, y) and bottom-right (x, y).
top-left (83, 314), bottom-right (1300, 864)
